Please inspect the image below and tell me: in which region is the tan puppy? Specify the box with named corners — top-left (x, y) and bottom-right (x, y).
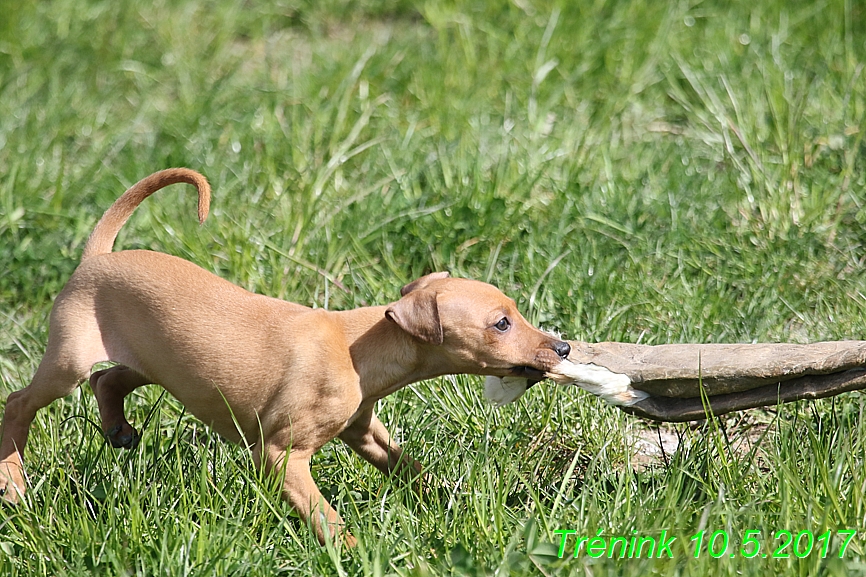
top-left (0, 168), bottom-right (571, 545)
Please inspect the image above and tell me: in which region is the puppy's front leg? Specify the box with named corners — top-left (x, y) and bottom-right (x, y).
top-left (339, 409), bottom-right (422, 482)
top-left (256, 442), bottom-right (355, 547)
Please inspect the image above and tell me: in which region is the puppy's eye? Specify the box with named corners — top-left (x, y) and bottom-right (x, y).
top-left (493, 317), bottom-right (511, 332)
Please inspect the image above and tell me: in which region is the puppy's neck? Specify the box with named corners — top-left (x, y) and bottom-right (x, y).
top-left (339, 307), bottom-right (446, 402)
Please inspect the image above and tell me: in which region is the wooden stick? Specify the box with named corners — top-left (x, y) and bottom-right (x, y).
top-left (621, 368), bottom-right (866, 422)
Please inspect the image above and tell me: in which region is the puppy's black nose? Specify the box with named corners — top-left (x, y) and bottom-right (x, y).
top-left (553, 340), bottom-right (571, 359)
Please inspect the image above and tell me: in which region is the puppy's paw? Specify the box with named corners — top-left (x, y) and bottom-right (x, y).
top-left (484, 376), bottom-right (529, 407)
top-left (106, 424), bottom-right (141, 449)
top-left (0, 459), bottom-right (26, 505)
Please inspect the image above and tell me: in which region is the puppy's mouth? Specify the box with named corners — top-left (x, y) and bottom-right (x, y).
top-left (505, 344), bottom-right (570, 385)
top-left (508, 365), bottom-right (545, 384)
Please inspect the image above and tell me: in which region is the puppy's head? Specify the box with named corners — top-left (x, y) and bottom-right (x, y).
top-left (385, 272), bottom-right (570, 379)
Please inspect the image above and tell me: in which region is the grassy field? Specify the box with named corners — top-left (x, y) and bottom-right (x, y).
top-left (1, 0), bottom-right (866, 574)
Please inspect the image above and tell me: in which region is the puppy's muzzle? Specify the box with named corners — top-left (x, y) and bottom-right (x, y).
top-left (485, 340), bottom-right (573, 406)
top-left (511, 339), bottom-right (571, 384)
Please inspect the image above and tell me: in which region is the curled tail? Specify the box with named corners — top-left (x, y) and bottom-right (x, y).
top-left (82, 168), bottom-right (211, 259)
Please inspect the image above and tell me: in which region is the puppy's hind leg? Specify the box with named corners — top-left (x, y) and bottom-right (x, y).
top-left (0, 353), bottom-right (93, 503)
top-left (90, 366), bottom-right (151, 449)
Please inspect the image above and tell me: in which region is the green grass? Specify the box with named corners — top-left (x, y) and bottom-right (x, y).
top-left (1, 0), bottom-right (866, 574)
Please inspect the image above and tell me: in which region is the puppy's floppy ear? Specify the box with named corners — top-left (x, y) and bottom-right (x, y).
top-left (385, 289), bottom-right (443, 345)
top-left (399, 271), bottom-right (450, 297)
